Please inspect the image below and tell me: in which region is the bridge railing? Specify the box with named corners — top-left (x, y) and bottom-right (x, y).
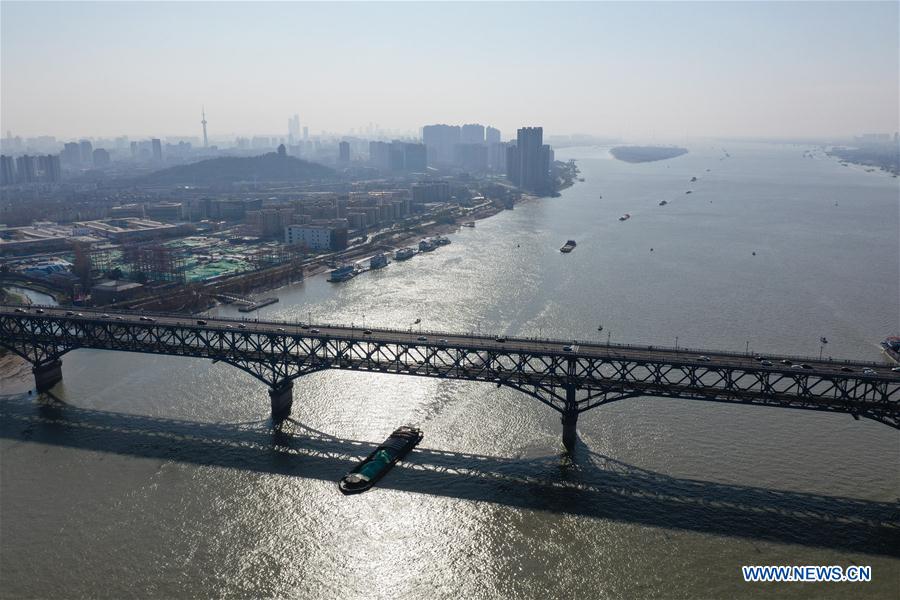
top-left (2, 303), bottom-right (891, 368)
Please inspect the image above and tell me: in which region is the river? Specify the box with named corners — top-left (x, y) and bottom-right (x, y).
top-left (1, 142), bottom-right (898, 599)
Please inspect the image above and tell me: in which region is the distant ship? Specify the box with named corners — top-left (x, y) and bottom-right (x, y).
top-left (690, 176), bottom-right (698, 182)
top-left (394, 247), bottom-right (415, 261)
top-left (328, 265), bottom-right (356, 282)
top-left (618, 213), bottom-right (631, 221)
top-left (560, 240), bottom-right (577, 253)
top-left (659, 200), bottom-right (668, 206)
top-left (369, 253), bottom-right (388, 269)
top-left (881, 336), bottom-right (900, 364)
top-left (685, 190), bottom-right (693, 194)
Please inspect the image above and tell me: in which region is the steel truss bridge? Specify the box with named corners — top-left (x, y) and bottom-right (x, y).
top-left (1, 305), bottom-right (898, 450)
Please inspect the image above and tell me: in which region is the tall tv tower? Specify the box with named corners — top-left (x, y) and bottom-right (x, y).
top-left (201, 106), bottom-right (209, 148)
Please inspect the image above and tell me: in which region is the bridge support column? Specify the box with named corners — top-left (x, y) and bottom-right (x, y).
top-left (269, 380), bottom-right (293, 421)
top-left (562, 384), bottom-right (578, 452)
top-left (33, 359), bottom-right (63, 393)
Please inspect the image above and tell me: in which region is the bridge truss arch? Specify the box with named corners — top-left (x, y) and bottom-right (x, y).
top-left (2, 307), bottom-right (898, 450)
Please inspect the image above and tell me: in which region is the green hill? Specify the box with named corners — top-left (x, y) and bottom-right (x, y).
top-left (139, 152), bottom-right (335, 185)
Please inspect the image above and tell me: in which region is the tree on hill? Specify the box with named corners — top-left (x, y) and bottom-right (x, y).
top-left (137, 152), bottom-right (335, 185)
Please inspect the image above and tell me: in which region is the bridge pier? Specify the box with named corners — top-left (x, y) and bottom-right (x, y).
top-left (561, 408), bottom-right (578, 452)
top-left (561, 384), bottom-right (578, 452)
top-left (269, 380), bottom-right (294, 421)
top-left (33, 359), bottom-right (63, 393)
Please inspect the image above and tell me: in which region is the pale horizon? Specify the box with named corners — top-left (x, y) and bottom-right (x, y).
top-left (2, 1), bottom-right (898, 142)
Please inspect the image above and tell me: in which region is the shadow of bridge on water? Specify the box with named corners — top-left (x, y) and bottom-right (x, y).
top-left (1, 392), bottom-right (897, 557)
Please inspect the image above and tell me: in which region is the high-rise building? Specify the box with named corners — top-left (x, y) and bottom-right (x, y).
top-left (486, 127), bottom-right (501, 144)
top-left (288, 114), bottom-right (301, 143)
top-left (62, 142), bottom-right (81, 167)
top-left (37, 154), bottom-right (61, 182)
top-left (369, 141), bottom-right (391, 170)
top-left (0, 155), bottom-right (16, 185)
top-left (506, 143), bottom-right (519, 185)
top-left (78, 140), bottom-right (93, 165)
top-left (488, 142), bottom-right (507, 172)
top-left (369, 141), bottom-right (389, 170)
top-left (151, 139), bottom-right (163, 162)
top-left (15, 155), bottom-right (36, 183)
top-left (512, 127), bottom-right (550, 192)
top-left (93, 148), bottom-right (111, 168)
top-left (461, 124), bottom-right (485, 145)
top-left (303, 126), bottom-right (309, 140)
top-left (402, 143), bottom-right (427, 172)
top-left (422, 124), bottom-right (461, 166)
top-left (339, 141), bottom-right (350, 163)
top-left (455, 144), bottom-right (488, 172)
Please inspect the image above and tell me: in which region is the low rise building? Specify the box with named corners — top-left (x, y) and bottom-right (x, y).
top-left (412, 181), bottom-right (451, 203)
top-left (145, 202), bottom-right (184, 222)
top-left (91, 280), bottom-right (145, 305)
top-left (284, 221), bottom-right (348, 251)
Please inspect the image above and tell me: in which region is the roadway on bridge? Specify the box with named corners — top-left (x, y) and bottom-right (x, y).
top-left (3, 304), bottom-right (898, 380)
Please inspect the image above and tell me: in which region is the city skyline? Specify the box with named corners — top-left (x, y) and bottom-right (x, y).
top-left (2, 1), bottom-right (897, 139)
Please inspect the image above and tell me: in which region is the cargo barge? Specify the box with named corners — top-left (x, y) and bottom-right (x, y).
top-left (339, 426), bottom-right (423, 494)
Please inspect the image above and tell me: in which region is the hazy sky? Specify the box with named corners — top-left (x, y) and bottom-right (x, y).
top-left (2, 1), bottom-right (898, 141)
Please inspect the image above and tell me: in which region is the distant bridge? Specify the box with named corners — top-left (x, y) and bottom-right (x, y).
top-left (1, 305), bottom-right (898, 450)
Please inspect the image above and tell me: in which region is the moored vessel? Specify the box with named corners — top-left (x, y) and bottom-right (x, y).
top-left (328, 264), bottom-right (356, 282)
top-left (419, 239), bottom-right (436, 252)
top-left (339, 426), bottom-right (423, 494)
top-left (394, 247), bottom-right (415, 261)
top-left (369, 253), bottom-right (388, 269)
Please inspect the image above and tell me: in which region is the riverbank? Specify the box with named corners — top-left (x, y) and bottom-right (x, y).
top-left (0, 287), bottom-right (32, 391)
top-left (826, 145), bottom-right (899, 177)
top-left (300, 199), bottom-right (511, 279)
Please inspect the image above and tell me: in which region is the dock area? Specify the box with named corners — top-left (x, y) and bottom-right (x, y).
top-left (238, 297), bottom-right (279, 312)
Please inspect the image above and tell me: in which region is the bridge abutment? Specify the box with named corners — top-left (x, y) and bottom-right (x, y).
top-left (33, 359), bottom-right (63, 392)
top-left (269, 381), bottom-right (294, 421)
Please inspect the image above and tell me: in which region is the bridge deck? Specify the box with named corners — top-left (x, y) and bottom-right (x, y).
top-left (2, 304), bottom-right (898, 443)
top-left (5, 304), bottom-right (894, 379)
